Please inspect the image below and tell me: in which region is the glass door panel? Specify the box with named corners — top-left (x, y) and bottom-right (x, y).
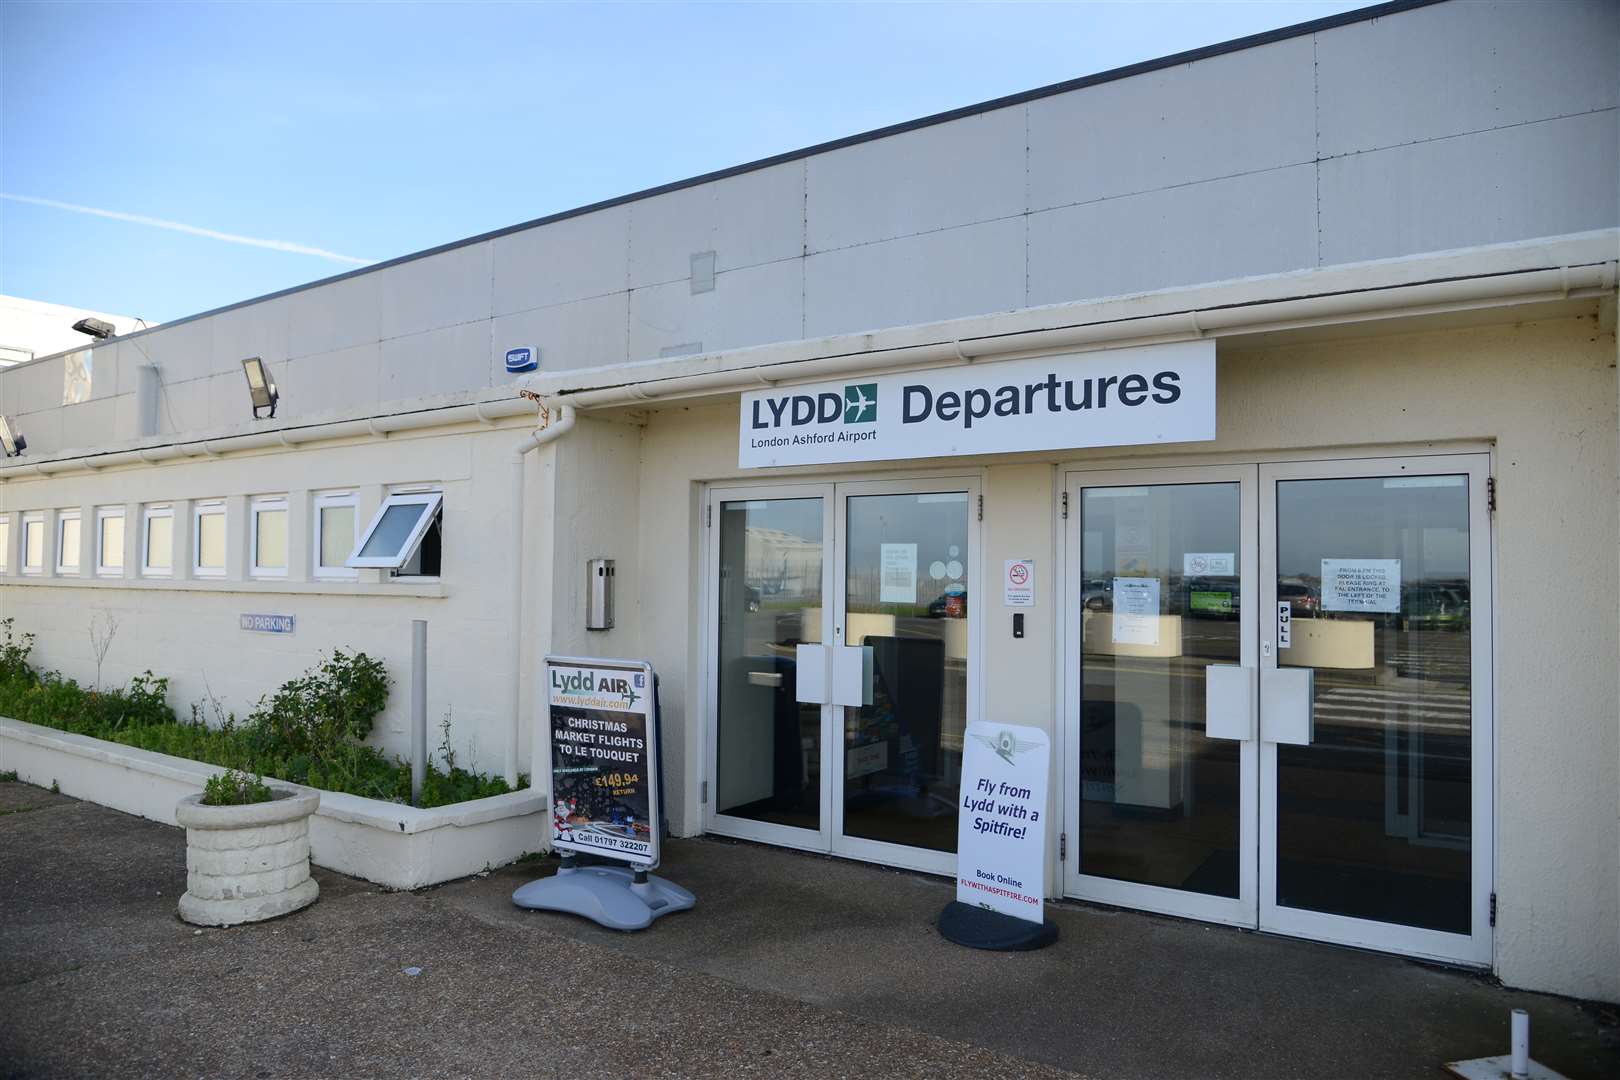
top-left (1260, 457), bottom-right (1492, 964)
top-left (1066, 467), bottom-right (1257, 926)
top-left (711, 494), bottom-right (830, 842)
top-left (836, 487), bottom-right (973, 866)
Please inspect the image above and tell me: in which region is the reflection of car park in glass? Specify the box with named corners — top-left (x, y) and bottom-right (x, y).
top-left (927, 584), bottom-right (967, 618)
top-left (744, 584), bottom-right (761, 612)
top-left (1401, 583), bottom-right (1469, 630)
top-left (1081, 578), bottom-right (1112, 611)
top-left (1278, 580), bottom-right (1320, 616)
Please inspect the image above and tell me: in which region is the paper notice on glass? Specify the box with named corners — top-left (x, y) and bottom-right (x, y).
top-left (1183, 552), bottom-right (1235, 576)
top-left (880, 543), bottom-right (918, 604)
top-left (1112, 577), bottom-right (1161, 645)
top-left (1321, 558), bottom-right (1401, 613)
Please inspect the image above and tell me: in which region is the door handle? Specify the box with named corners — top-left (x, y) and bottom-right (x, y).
top-left (1204, 664), bottom-right (1254, 740)
top-left (1261, 667), bottom-right (1315, 746)
top-left (830, 645), bottom-right (873, 708)
top-left (794, 644), bottom-right (828, 704)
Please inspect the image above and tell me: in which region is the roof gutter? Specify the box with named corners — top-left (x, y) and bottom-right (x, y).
top-left (0, 396), bottom-right (536, 482)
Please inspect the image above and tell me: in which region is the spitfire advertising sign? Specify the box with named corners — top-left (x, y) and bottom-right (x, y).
top-left (738, 340), bottom-right (1215, 468)
top-left (955, 721), bottom-right (1050, 924)
top-left (545, 656), bottom-right (660, 867)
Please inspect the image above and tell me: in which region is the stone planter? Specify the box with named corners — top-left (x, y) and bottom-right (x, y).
top-left (176, 788), bottom-right (321, 927)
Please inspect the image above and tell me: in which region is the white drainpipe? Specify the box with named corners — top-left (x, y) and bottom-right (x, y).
top-left (506, 403), bottom-right (575, 786)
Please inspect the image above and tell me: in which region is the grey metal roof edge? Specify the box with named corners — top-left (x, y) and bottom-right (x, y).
top-left (10, 0), bottom-right (1444, 371)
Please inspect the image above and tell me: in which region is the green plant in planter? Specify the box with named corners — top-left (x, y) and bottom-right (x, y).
top-left (246, 650), bottom-right (388, 763)
top-left (0, 621), bottom-right (519, 808)
top-left (201, 769), bottom-right (273, 806)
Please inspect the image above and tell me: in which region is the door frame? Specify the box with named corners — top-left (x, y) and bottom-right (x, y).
top-left (1256, 452), bottom-right (1494, 967)
top-left (829, 474), bottom-right (983, 877)
top-left (700, 480), bottom-right (836, 855)
top-left (1059, 463), bottom-right (1260, 927)
top-left (699, 472), bottom-right (984, 878)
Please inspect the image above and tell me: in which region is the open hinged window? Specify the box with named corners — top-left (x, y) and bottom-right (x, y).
top-left (347, 491), bottom-right (442, 575)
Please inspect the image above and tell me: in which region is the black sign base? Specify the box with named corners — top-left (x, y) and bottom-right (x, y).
top-left (937, 900), bottom-right (1059, 951)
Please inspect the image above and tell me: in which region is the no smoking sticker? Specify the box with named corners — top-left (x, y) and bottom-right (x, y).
top-left (1003, 559), bottom-right (1035, 607)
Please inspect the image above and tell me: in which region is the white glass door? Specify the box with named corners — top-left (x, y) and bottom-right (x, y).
top-left (1257, 454), bottom-right (1493, 965)
top-left (1062, 465), bottom-right (1259, 926)
top-left (704, 484), bottom-right (835, 854)
top-left (704, 476), bottom-right (980, 877)
top-left (830, 477), bottom-right (980, 876)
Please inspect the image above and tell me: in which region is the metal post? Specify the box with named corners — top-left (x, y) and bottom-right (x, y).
top-left (411, 619), bottom-right (427, 805)
top-left (1509, 1008), bottom-right (1529, 1079)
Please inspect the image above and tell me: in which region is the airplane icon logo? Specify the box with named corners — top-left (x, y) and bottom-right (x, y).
top-left (844, 383), bottom-right (877, 424)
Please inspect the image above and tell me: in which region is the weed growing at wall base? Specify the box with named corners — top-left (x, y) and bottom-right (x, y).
top-left (0, 619), bottom-right (524, 808)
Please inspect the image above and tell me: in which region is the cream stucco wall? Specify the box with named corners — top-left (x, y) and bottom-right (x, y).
top-left (0, 420), bottom-right (545, 780)
top-left (629, 311), bottom-right (1618, 1001)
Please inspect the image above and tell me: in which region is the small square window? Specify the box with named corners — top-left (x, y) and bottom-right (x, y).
top-left (143, 506), bottom-right (173, 576)
top-left (193, 501), bottom-right (226, 577)
top-left (22, 514), bottom-right (44, 574)
top-left (96, 508), bottom-right (125, 576)
top-left (348, 491), bottom-right (442, 575)
top-left (251, 497), bottom-right (288, 577)
top-left (56, 510), bottom-right (81, 574)
top-left (313, 491), bottom-right (358, 579)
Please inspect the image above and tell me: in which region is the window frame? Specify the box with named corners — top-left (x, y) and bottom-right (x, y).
top-left (95, 506), bottom-right (125, 577)
top-left (312, 490), bottom-right (359, 580)
top-left (191, 500), bottom-right (226, 578)
top-left (249, 495), bottom-right (289, 579)
top-left (347, 491), bottom-right (443, 572)
top-left (21, 512), bottom-right (44, 575)
top-left (55, 509), bottom-right (81, 575)
top-left (142, 504), bottom-right (174, 577)
top-left (0, 516), bottom-right (9, 573)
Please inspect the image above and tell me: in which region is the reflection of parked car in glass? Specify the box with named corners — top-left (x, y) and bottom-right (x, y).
top-left (1278, 581), bottom-right (1320, 616)
top-left (744, 585), bottom-right (761, 612)
top-left (1081, 579), bottom-right (1112, 612)
top-left (1402, 584), bottom-right (1469, 630)
top-left (927, 584), bottom-right (967, 618)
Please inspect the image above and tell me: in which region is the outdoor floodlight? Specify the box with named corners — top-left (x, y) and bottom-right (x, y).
top-left (0, 414), bottom-right (25, 457)
top-left (240, 356), bottom-right (278, 419)
top-left (71, 317), bottom-right (117, 340)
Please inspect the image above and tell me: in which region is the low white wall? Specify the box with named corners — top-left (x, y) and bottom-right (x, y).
top-left (0, 717), bottom-right (549, 890)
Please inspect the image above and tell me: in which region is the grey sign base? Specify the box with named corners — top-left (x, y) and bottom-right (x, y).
top-left (937, 900), bottom-right (1058, 951)
top-left (1446, 1058), bottom-right (1568, 1080)
top-left (512, 864), bottom-right (695, 931)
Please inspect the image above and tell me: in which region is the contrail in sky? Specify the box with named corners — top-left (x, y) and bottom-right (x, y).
top-left (1, 193), bottom-right (372, 266)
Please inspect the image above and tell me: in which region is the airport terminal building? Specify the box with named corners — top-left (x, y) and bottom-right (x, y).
top-left (2, 0), bottom-right (1616, 1002)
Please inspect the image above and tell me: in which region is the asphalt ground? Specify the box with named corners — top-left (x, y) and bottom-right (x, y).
top-left (2, 781), bottom-right (1616, 1079)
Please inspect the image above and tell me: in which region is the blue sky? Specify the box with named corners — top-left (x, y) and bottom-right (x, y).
top-left (3, 1), bottom-right (1367, 324)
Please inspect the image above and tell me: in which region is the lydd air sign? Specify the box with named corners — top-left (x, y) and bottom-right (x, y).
top-left (737, 339), bottom-right (1215, 468)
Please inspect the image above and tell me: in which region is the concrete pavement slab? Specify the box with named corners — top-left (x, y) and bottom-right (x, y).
top-left (461, 836), bottom-right (1620, 1080)
top-left (0, 784), bottom-right (1079, 1080)
top-left (4, 783), bottom-right (1616, 1079)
